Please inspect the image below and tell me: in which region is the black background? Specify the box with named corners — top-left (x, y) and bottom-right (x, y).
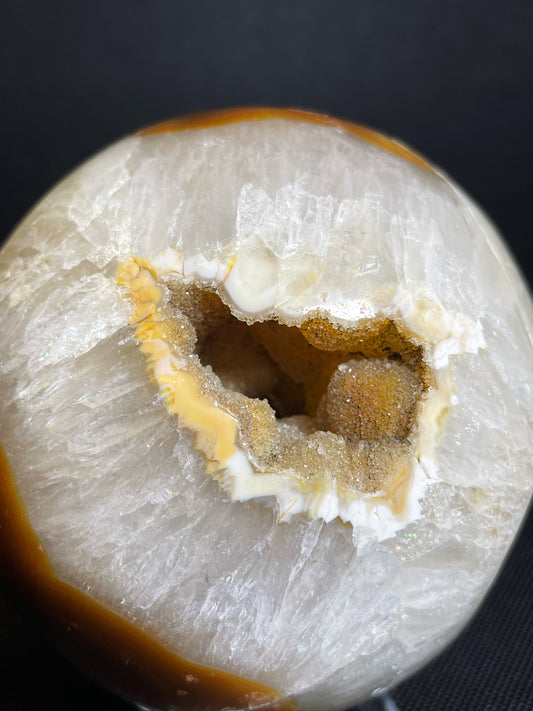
top-left (0, 2), bottom-right (532, 710)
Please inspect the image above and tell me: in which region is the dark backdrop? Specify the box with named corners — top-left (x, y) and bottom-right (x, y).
top-left (1, 2), bottom-right (532, 710)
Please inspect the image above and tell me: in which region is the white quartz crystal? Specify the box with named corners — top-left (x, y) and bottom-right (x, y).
top-left (0, 117), bottom-right (532, 710)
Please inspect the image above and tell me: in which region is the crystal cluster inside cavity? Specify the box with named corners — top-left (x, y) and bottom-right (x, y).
top-left (117, 252), bottom-right (441, 535)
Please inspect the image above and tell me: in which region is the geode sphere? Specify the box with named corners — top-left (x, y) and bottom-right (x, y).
top-left (0, 108), bottom-right (532, 711)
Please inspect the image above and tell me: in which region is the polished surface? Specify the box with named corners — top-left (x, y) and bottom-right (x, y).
top-left (1, 1), bottom-right (531, 709)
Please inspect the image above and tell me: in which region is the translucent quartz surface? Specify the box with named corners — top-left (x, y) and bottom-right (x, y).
top-left (1, 119), bottom-right (532, 710)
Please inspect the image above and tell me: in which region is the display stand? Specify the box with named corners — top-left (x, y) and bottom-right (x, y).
top-left (356, 692), bottom-right (399, 711)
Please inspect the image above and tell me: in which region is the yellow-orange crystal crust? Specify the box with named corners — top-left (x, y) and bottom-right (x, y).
top-left (116, 249), bottom-right (464, 539)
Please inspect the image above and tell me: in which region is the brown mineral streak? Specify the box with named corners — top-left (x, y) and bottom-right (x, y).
top-left (135, 106), bottom-right (434, 172)
top-left (0, 445), bottom-right (297, 711)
